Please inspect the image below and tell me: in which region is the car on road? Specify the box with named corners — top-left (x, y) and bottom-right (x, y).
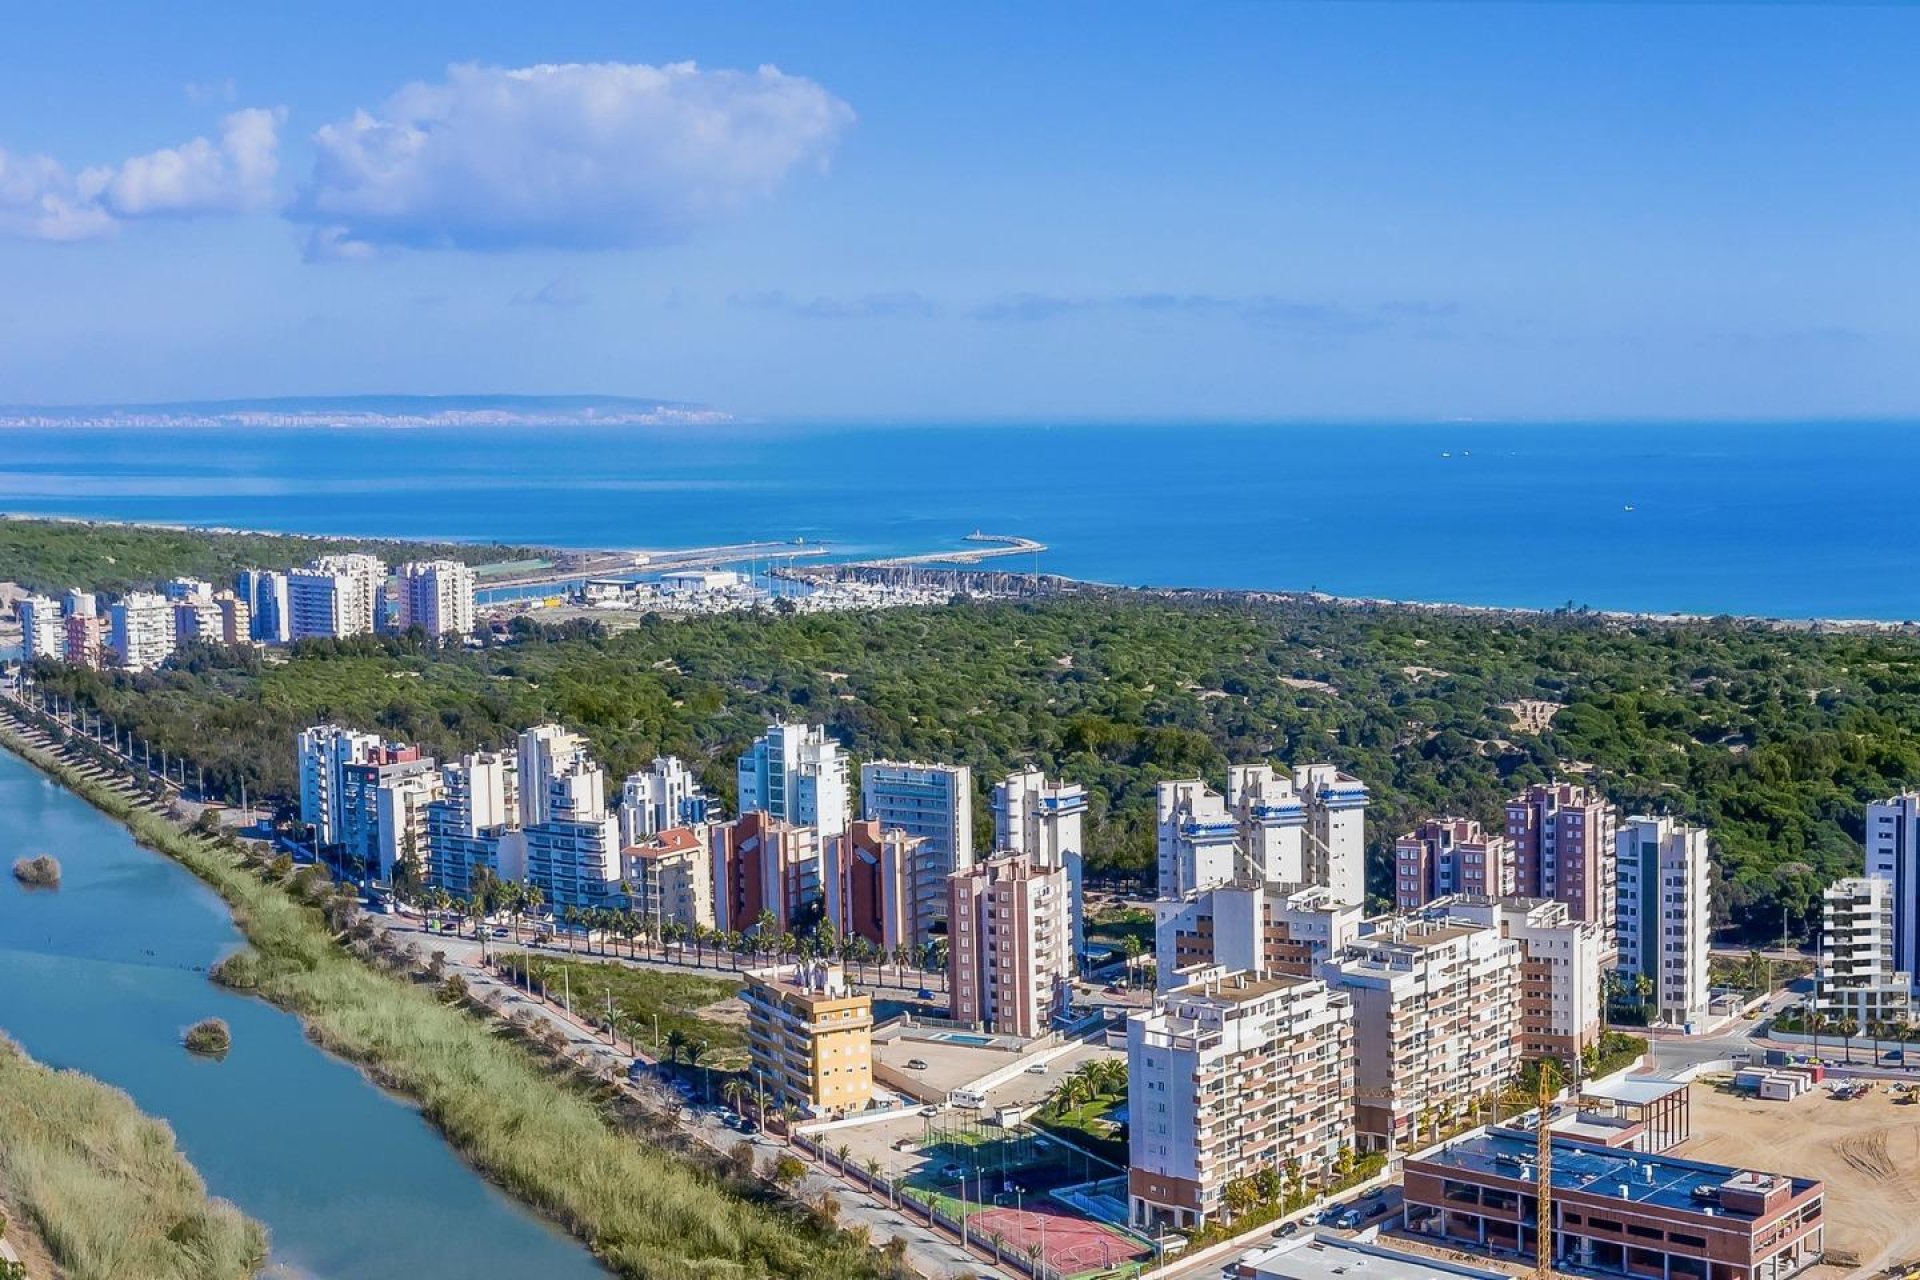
top-left (1274, 1221), bottom-right (1299, 1238)
top-left (1366, 1201), bottom-right (1389, 1219)
top-left (1362, 1187), bottom-right (1386, 1200)
top-left (905, 1058), bottom-right (930, 1070)
top-left (1334, 1208), bottom-right (1363, 1229)
top-left (916, 988), bottom-right (936, 999)
top-left (1025, 1063), bottom-right (1049, 1074)
top-left (919, 1105), bottom-right (940, 1117)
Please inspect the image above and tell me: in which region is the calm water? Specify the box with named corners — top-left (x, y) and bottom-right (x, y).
top-left (1, 420), bottom-right (1918, 618)
top-left (0, 749), bottom-right (608, 1280)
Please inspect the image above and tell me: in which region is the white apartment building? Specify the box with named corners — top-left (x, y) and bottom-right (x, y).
top-left (1428, 895), bottom-right (1604, 1061)
top-left (396, 559), bottom-right (477, 638)
top-left (236, 569), bottom-right (291, 644)
top-left (948, 851), bottom-right (1072, 1037)
top-left (1615, 816), bottom-right (1713, 1029)
top-left (737, 721), bottom-right (850, 839)
top-left (1866, 794), bottom-right (1920, 994)
top-left (310, 553), bottom-right (386, 634)
top-left (1127, 968), bottom-right (1354, 1231)
top-left (374, 768), bottom-right (444, 883)
top-left (516, 724), bottom-right (620, 909)
top-left (286, 568), bottom-right (360, 640)
top-left (1815, 876), bottom-right (1914, 1030)
top-left (17, 595), bottom-right (64, 661)
top-left (516, 724), bottom-right (592, 827)
top-left (1155, 880), bottom-right (1364, 990)
top-left (337, 747), bottom-right (436, 878)
top-left (994, 767), bottom-right (1088, 961)
top-left (108, 591), bottom-right (177, 670)
top-left (621, 827), bottom-right (715, 931)
top-left (161, 577), bottom-right (213, 602)
top-left (860, 760), bottom-right (973, 944)
top-left (425, 751), bottom-right (522, 897)
top-left (1323, 916), bottom-right (1522, 1150)
top-left (618, 755), bottom-right (711, 847)
top-left (1158, 765), bottom-right (1370, 906)
top-left (297, 723), bottom-right (383, 847)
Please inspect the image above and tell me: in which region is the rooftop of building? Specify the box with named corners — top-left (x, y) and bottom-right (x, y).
top-left (1410, 1128), bottom-right (1819, 1219)
top-left (1165, 969), bottom-right (1315, 1006)
top-left (746, 962), bottom-right (869, 1006)
top-left (1579, 1077), bottom-right (1688, 1106)
top-left (625, 826), bottom-right (704, 858)
top-left (1238, 1233), bottom-right (1509, 1280)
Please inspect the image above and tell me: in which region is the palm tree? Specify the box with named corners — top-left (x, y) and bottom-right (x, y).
top-left (722, 1078), bottom-right (747, 1115)
top-left (663, 1027), bottom-right (688, 1067)
top-left (522, 882), bottom-right (545, 940)
top-left (780, 1102), bottom-right (801, 1145)
top-left (563, 905), bottom-right (582, 953)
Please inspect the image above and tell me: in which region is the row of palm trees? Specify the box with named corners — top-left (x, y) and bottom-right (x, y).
top-left (400, 871), bottom-right (949, 984)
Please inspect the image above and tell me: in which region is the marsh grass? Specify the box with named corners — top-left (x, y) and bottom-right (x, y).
top-left (0, 725), bottom-right (889, 1280)
top-left (10, 854), bottom-right (60, 887)
top-left (0, 1034), bottom-right (266, 1280)
top-left (183, 1018), bottom-right (232, 1057)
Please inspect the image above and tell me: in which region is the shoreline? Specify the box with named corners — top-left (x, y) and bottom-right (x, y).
top-left (6, 510), bottom-right (1918, 632)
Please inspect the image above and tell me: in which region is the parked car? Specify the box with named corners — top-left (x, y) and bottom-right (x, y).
top-left (1334, 1208), bottom-right (1363, 1229)
top-left (1366, 1201), bottom-right (1389, 1219)
top-left (1274, 1221), bottom-right (1300, 1238)
top-left (905, 1058), bottom-right (930, 1070)
top-left (916, 988), bottom-right (936, 1000)
top-left (1362, 1187), bottom-right (1386, 1200)
top-left (919, 1105), bottom-right (940, 1118)
top-left (1025, 1063), bottom-right (1049, 1075)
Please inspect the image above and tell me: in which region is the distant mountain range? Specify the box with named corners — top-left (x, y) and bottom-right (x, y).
top-left (0, 395), bottom-right (730, 429)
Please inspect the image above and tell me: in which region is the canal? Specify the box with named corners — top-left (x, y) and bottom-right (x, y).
top-left (0, 747), bottom-right (609, 1280)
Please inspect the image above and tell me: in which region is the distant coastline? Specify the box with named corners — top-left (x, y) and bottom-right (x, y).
top-left (0, 393), bottom-right (730, 430)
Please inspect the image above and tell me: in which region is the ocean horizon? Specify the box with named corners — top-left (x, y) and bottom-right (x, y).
top-left (2, 419), bottom-right (1916, 621)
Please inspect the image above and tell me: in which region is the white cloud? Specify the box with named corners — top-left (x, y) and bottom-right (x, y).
top-left (291, 61), bottom-right (853, 254)
top-left (0, 108), bottom-right (284, 241)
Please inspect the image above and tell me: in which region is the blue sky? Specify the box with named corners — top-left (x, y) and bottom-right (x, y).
top-left (0, 1), bottom-right (1915, 420)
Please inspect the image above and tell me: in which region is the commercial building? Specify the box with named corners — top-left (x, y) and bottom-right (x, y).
top-left (297, 723), bottom-right (384, 847)
top-left (1155, 881), bottom-right (1363, 989)
top-left (1127, 969), bottom-right (1353, 1232)
top-left (1865, 793), bottom-right (1920, 996)
top-left (993, 767), bottom-right (1088, 959)
top-left (860, 760), bottom-right (972, 943)
top-left (947, 850), bottom-right (1071, 1037)
top-left (737, 720), bottom-right (850, 842)
top-left (1323, 916), bottom-right (1522, 1150)
top-left (621, 826), bottom-right (714, 931)
top-left (108, 591), bottom-right (176, 670)
top-left (1394, 818), bottom-right (1516, 909)
top-left (425, 750), bottom-right (522, 897)
top-left (17, 595), bottom-right (64, 661)
top-left (1507, 783), bottom-right (1618, 944)
top-left (743, 962), bottom-right (874, 1117)
top-left (396, 559), bottom-right (476, 638)
top-left (822, 818), bottom-right (923, 952)
top-left (1228, 1233), bottom-right (1510, 1280)
top-left (618, 755), bottom-right (710, 847)
top-left (1615, 816), bottom-right (1713, 1029)
top-left (1402, 1128), bottom-right (1825, 1280)
top-left (1430, 896), bottom-right (1605, 1062)
top-left (710, 811), bottom-right (823, 934)
top-left (1814, 876), bottom-right (1914, 1029)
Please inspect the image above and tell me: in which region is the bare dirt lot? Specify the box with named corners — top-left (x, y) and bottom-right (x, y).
top-left (1682, 1080), bottom-right (1920, 1277)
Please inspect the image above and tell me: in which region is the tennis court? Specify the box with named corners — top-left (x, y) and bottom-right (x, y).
top-left (967, 1200), bottom-right (1151, 1279)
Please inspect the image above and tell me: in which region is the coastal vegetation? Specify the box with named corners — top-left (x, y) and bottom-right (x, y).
top-left (10, 854), bottom-right (60, 888)
top-left (0, 516), bottom-right (531, 594)
top-left (0, 721), bottom-right (892, 1280)
top-left (0, 1032), bottom-right (267, 1280)
top-left (182, 1018), bottom-right (232, 1058)
top-left (495, 953), bottom-right (748, 1071)
top-left (28, 592), bottom-right (1920, 939)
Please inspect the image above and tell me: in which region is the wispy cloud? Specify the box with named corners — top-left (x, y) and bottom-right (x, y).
top-left (292, 60), bottom-right (854, 258)
top-left (971, 291), bottom-right (1456, 335)
top-left (513, 273), bottom-right (590, 307)
top-left (729, 289), bottom-right (938, 319)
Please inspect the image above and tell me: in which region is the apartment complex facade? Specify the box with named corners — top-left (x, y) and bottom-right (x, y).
top-left (109, 591), bottom-right (176, 669)
top-left (1865, 793), bottom-right (1920, 995)
top-left (737, 721), bottom-right (850, 840)
top-left (993, 767), bottom-right (1088, 959)
top-left (1615, 816), bottom-right (1713, 1029)
top-left (1431, 895), bottom-right (1604, 1061)
top-left (1127, 969), bottom-right (1354, 1231)
top-left (425, 750), bottom-right (521, 896)
top-left (860, 759), bottom-right (973, 943)
top-left (743, 962), bottom-right (873, 1117)
top-left (1394, 818), bottom-right (1516, 909)
top-left (17, 595), bottom-right (63, 661)
top-left (948, 850), bottom-right (1072, 1037)
top-left (1322, 917), bottom-right (1522, 1150)
top-left (621, 827), bottom-right (715, 931)
top-left (1507, 783), bottom-right (1618, 944)
top-left (514, 724), bottom-right (621, 909)
top-left (710, 811), bottom-right (823, 933)
top-left (1155, 881), bottom-right (1363, 989)
top-left (1814, 876), bottom-right (1914, 1029)
top-left (395, 559), bottom-right (477, 638)
top-left (297, 723), bottom-right (383, 847)
top-left (618, 755), bottom-right (710, 847)
top-left (822, 818), bottom-right (923, 952)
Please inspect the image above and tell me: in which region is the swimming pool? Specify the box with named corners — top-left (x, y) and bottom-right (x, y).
top-left (926, 1031), bottom-right (999, 1047)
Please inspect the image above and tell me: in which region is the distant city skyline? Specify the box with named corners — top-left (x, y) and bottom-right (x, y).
top-left (1, 2), bottom-right (1915, 421)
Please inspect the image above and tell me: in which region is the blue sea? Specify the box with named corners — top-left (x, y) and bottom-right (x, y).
top-left (0, 420), bottom-right (1915, 620)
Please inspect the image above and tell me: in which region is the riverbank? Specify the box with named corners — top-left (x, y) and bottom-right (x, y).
top-left (0, 1033), bottom-right (266, 1280)
top-left (0, 715), bottom-right (887, 1280)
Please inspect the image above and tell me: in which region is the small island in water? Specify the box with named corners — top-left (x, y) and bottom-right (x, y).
top-left (11, 853), bottom-right (61, 887)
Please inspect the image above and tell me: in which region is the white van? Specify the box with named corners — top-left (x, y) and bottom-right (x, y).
top-left (950, 1089), bottom-right (987, 1108)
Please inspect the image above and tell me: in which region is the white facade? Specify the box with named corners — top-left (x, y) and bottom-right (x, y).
top-left (1615, 815), bottom-right (1713, 1029)
top-left (162, 577), bottom-right (213, 602)
top-left (1866, 794), bottom-right (1920, 993)
top-left (993, 767), bottom-right (1088, 960)
top-left (1154, 881), bottom-right (1364, 991)
top-left (1816, 876), bottom-right (1914, 1029)
top-left (1157, 765), bottom-right (1370, 906)
top-left (1294, 763), bottom-right (1370, 906)
top-left (1428, 895), bottom-right (1604, 1060)
top-left (375, 769), bottom-right (444, 882)
top-left (515, 723), bottom-right (619, 908)
top-left (618, 755), bottom-right (711, 847)
top-left (621, 827), bottom-right (715, 930)
top-left (297, 723), bottom-right (382, 847)
top-left (861, 760), bottom-right (973, 945)
top-left (310, 554), bottom-right (386, 634)
top-left (1127, 970), bottom-right (1353, 1231)
top-left (396, 559), bottom-right (476, 638)
top-left (108, 591), bottom-right (177, 670)
top-left (516, 724), bottom-right (593, 828)
top-left (17, 595), bottom-right (64, 661)
top-left (736, 721), bottom-right (850, 839)
top-left (425, 751), bottom-right (521, 897)
top-left (1157, 779), bottom-right (1241, 898)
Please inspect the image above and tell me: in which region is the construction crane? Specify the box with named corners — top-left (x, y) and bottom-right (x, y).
top-left (1536, 1060), bottom-right (1558, 1280)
